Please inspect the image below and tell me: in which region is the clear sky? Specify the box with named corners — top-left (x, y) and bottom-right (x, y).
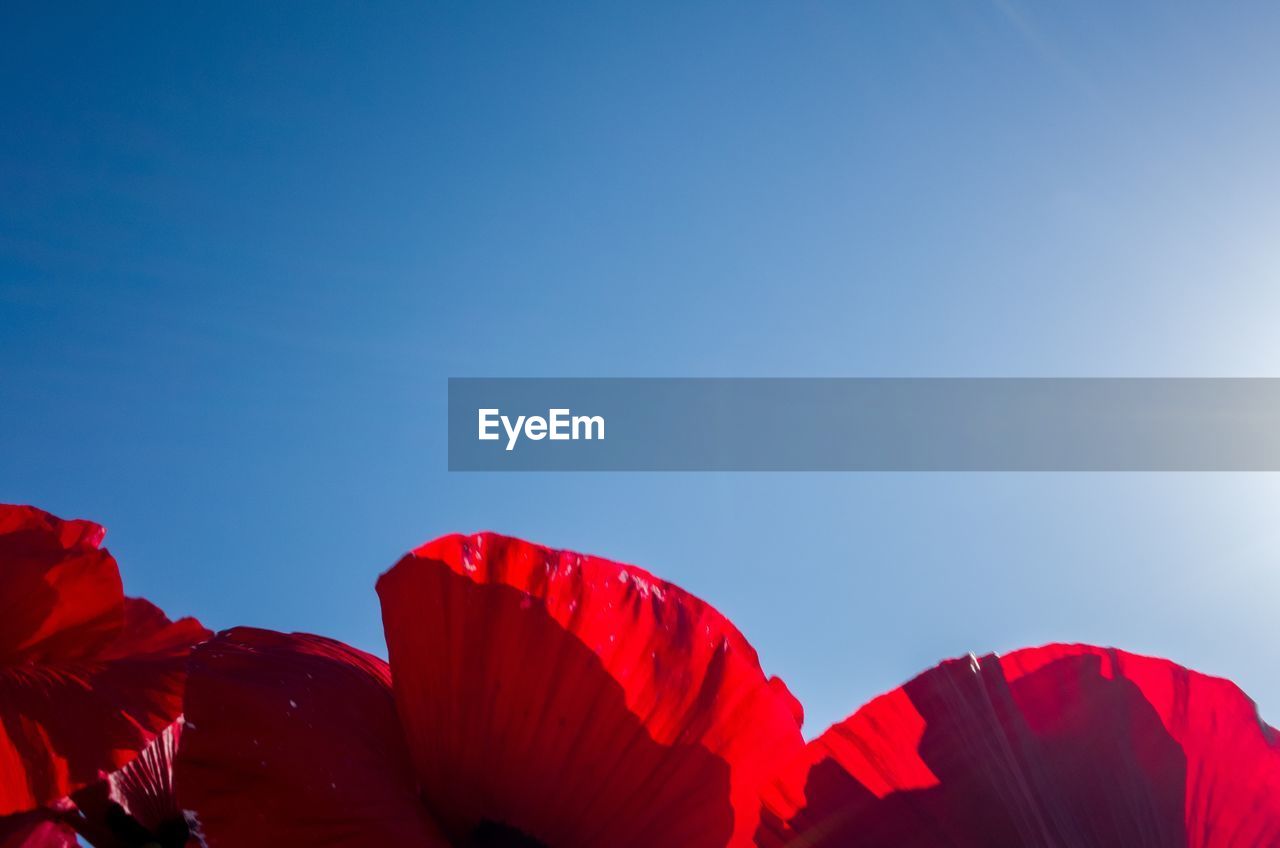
top-left (3, 2), bottom-right (1280, 736)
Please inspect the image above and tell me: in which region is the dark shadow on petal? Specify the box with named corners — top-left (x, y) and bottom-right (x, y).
top-left (176, 629), bottom-right (448, 848)
top-left (765, 653), bottom-right (1188, 848)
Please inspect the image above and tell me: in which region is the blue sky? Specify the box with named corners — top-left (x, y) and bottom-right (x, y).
top-left (3, 2), bottom-right (1280, 735)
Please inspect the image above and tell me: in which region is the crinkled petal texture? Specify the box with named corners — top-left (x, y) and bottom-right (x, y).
top-left (66, 718), bottom-right (195, 848)
top-left (378, 532), bottom-right (805, 847)
top-left (106, 718), bottom-right (183, 838)
top-left (0, 810), bottom-right (76, 848)
top-left (758, 644), bottom-right (1280, 848)
top-left (0, 505), bottom-right (209, 816)
top-left (176, 628), bottom-right (448, 848)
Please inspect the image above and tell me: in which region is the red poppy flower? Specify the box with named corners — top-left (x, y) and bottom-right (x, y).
top-left (0, 504), bottom-right (210, 818)
top-left (176, 532), bottom-right (807, 847)
top-left (757, 644), bottom-right (1280, 847)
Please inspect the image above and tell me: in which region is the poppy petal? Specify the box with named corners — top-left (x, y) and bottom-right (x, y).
top-left (0, 505), bottom-right (208, 816)
top-left (104, 598), bottom-right (210, 660)
top-left (378, 532), bottom-right (805, 847)
top-left (0, 810), bottom-right (76, 848)
top-left (105, 719), bottom-right (182, 838)
top-left (175, 628), bottom-right (449, 848)
top-left (0, 504), bottom-right (118, 665)
top-left (69, 718), bottom-right (199, 848)
top-left (758, 644), bottom-right (1280, 847)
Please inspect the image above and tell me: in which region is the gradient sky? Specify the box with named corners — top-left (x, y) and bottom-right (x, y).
top-left (3, 2), bottom-right (1280, 736)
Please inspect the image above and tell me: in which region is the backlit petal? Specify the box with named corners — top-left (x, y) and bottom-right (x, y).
top-left (759, 644), bottom-right (1280, 848)
top-left (379, 532), bottom-right (805, 847)
top-left (0, 506), bottom-right (207, 816)
top-left (0, 810), bottom-right (76, 848)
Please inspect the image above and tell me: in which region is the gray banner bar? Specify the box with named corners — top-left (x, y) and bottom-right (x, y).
top-left (447, 378), bottom-right (1280, 471)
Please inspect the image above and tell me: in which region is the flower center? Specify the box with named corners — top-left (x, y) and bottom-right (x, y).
top-left (470, 820), bottom-right (549, 848)
top-left (100, 802), bottom-right (190, 848)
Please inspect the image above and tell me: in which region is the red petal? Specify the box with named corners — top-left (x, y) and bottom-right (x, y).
top-left (70, 719), bottom-right (199, 848)
top-left (0, 811), bottom-right (76, 848)
top-left (0, 504), bottom-right (119, 665)
top-left (104, 598), bottom-right (210, 660)
top-left (0, 505), bottom-right (104, 552)
top-left (175, 628), bottom-right (448, 848)
top-left (109, 719), bottom-right (183, 837)
top-left (0, 505), bottom-right (208, 815)
top-left (1001, 645), bottom-right (1280, 848)
top-left (759, 644), bottom-right (1280, 847)
top-left (378, 532), bottom-right (805, 847)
